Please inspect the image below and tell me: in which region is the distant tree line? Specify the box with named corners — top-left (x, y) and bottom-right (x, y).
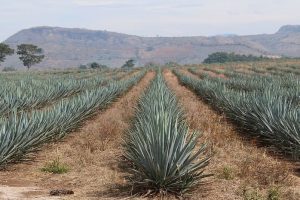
top-left (203, 52), bottom-right (268, 64)
top-left (0, 43), bottom-right (44, 70)
top-left (79, 62), bottom-right (109, 70)
top-left (79, 59), bottom-right (136, 70)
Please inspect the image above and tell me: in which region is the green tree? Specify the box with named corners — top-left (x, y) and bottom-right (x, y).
top-left (203, 52), bottom-right (266, 64)
top-left (0, 43), bottom-right (14, 66)
top-left (89, 62), bottom-right (108, 69)
top-left (90, 62), bottom-right (100, 69)
top-left (17, 44), bottom-right (44, 69)
top-left (122, 59), bottom-right (135, 68)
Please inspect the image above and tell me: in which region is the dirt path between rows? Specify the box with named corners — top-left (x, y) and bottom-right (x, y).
top-left (0, 71), bottom-right (155, 200)
top-left (164, 69), bottom-right (300, 200)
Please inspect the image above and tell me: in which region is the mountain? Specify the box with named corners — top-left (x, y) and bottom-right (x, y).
top-left (277, 25), bottom-right (300, 34)
top-left (3, 25), bottom-right (300, 68)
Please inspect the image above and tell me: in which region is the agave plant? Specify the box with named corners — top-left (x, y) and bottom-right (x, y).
top-left (124, 71), bottom-right (211, 196)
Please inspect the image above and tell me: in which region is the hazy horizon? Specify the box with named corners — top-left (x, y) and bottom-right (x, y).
top-left (1, 0), bottom-right (300, 41)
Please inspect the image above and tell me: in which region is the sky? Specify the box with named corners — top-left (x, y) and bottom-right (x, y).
top-left (1, 0), bottom-right (300, 41)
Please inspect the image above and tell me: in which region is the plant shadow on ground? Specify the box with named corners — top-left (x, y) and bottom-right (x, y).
top-left (89, 183), bottom-right (213, 200)
top-left (88, 181), bottom-right (213, 200)
top-left (86, 183), bottom-right (134, 199)
top-left (295, 167), bottom-right (300, 176)
top-left (85, 156), bottom-right (133, 199)
top-left (87, 155), bottom-right (213, 199)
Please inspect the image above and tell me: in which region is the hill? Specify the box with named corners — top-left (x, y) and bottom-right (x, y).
top-left (3, 25), bottom-right (300, 68)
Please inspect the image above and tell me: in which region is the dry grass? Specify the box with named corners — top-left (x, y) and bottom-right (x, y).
top-left (163, 69), bottom-right (300, 200)
top-left (0, 71), bottom-right (155, 200)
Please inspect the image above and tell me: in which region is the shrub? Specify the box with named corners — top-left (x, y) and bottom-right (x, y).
top-left (267, 186), bottom-right (280, 200)
top-left (41, 157), bottom-right (69, 174)
top-left (218, 165), bottom-right (234, 180)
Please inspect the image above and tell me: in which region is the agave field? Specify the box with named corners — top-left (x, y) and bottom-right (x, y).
top-left (0, 69), bottom-right (131, 117)
top-left (176, 62), bottom-right (300, 161)
top-left (0, 68), bottom-right (145, 166)
top-left (0, 60), bottom-right (300, 199)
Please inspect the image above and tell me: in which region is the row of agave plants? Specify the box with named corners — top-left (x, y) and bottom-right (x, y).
top-left (124, 70), bottom-right (211, 196)
top-left (0, 70), bottom-right (146, 167)
top-left (189, 66), bottom-right (300, 98)
top-left (0, 70), bottom-right (129, 118)
top-left (263, 65), bottom-right (300, 76)
top-left (191, 67), bottom-right (300, 104)
top-left (190, 63), bottom-right (300, 78)
top-left (174, 69), bottom-right (300, 160)
top-left (0, 67), bottom-right (113, 81)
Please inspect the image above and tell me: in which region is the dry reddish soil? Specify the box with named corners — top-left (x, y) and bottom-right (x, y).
top-left (0, 71), bottom-right (155, 200)
top-left (163, 69), bottom-right (300, 200)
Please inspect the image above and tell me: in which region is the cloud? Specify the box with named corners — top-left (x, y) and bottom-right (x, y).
top-left (73, 0), bottom-right (203, 8)
top-left (74, 0), bottom-right (134, 6)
